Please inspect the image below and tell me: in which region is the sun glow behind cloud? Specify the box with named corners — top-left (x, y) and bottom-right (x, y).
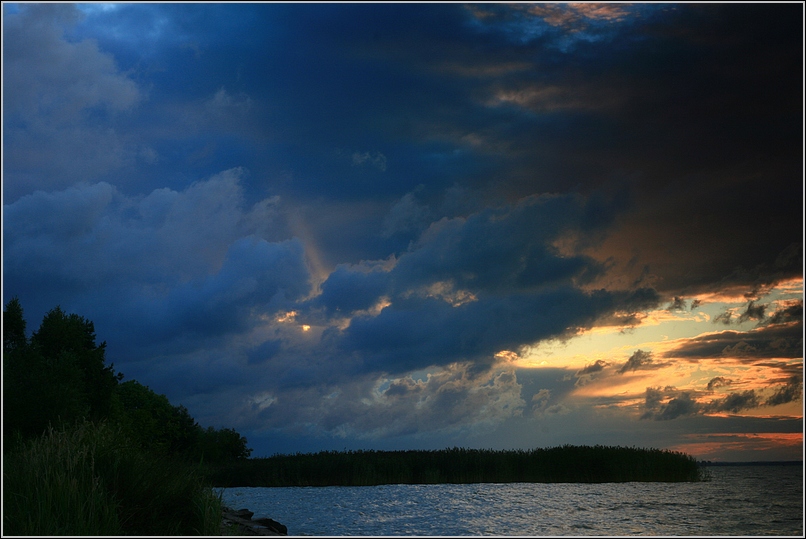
top-left (513, 279), bottom-right (803, 433)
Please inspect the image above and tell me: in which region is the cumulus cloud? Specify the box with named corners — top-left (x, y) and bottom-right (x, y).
top-left (303, 191), bottom-right (660, 376)
top-left (231, 363), bottom-right (527, 439)
top-left (390, 192), bottom-right (615, 294)
top-left (3, 168), bottom-right (310, 361)
top-left (6, 2), bottom-right (800, 454)
top-left (3, 4), bottom-right (141, 118)
top-left (382, 192), bottom-right (432, 237)
top-left (531, 389), bottom-right (552, 414)
top-left (3, 3), bottom-right (142, 197)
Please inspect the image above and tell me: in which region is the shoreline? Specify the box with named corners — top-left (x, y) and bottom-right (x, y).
top-left (220, 506), bottom-right (288, 536)
top-left (221, 505), bottom-right (288, 535)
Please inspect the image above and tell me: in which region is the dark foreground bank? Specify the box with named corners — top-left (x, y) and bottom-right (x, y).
top-left (209, 445), bottom-right (707, 487)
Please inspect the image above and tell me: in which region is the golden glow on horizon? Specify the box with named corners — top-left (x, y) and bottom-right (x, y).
top-left (670, 432), bottom-right (803, 460)
top-left (506, 278), bottom-right (803, 429)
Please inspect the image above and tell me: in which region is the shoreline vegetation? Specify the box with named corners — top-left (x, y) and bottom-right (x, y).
top-left (3, 299), bottom-right (706, 536)
top-left (208, 445), bottom-right (708, 488)
top-left (3, 299), bottom-right (251, 536)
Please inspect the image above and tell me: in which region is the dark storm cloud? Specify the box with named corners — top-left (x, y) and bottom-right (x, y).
top-left (386, 192), bottom-right (622, 294)
top-left (474, 3), bottom-right (803, 297)
top-left (3, 3), bottom-right (802, 455)
top-left (309, 192), bottom-right (660, 375)
top-left (313, 263), bottom-right (393, 317)
top-left (6, 4), bottom-right (801, 295)
top-left (663, 319), bottom-right (803, 361)
top-left (3, 169), bottom-right (311, 362)
top-left (340, 286), bottom-right (656, 375)
top-left (3, 3), bottom-right (142, 199)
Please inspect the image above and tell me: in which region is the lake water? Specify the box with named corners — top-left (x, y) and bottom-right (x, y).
top-left (220, 464), bottom-right (803, 536)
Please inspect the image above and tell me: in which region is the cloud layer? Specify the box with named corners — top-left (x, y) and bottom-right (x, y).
top-left (3, 3), bottom-right (801, 459)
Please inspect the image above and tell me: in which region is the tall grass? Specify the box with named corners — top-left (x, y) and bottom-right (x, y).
top-left (3, 421), bottom-right (223, 536)
top-left (209, 445), bottom-right (707, 487)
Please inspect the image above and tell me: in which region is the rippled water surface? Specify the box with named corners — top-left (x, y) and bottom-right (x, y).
top-left (221, 464), bottom-right (802, 536)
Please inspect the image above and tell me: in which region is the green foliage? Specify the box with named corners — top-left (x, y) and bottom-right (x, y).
top-left (3, 298), bottom-right (252, 464)
top-left (2, 421), bottom-right (223, 536)
top-left (197, 426), bottom-right (253, 464)
top-left (2, 299), bottom-right (250, 535)
top-left (209, 445), bottom-right (707, 487)
top-left (3, 296), bottom-right (27, 353)
top-left (3, 301), bottom-right (122, 439)
top-left (32, 306), bottom-right (121, 420)
top-left (113, 380), bottom-right (201, 458)
top-left (113, 380), bottom-right (252, 464)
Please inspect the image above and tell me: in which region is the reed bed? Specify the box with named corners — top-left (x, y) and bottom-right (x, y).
top-left (3, 421), bottom-right (223, 536)
top-left (209, 445), bottom-right (707, 487)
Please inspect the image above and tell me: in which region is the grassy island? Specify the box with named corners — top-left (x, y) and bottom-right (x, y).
top-left (208, 445), bottom-right (707, 487)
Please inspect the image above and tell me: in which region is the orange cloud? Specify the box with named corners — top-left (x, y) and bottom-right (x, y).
top-left (525, 3), bottom-right (631, 30)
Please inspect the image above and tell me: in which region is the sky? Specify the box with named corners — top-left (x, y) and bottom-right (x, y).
top-left (2, 2), bottom-right (803, 461)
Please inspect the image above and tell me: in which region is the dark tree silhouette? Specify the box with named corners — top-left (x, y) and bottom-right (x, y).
top-left (3, 296), bottom-right (27, 353)
top-left (31, 306), bottom-right (122, 421)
